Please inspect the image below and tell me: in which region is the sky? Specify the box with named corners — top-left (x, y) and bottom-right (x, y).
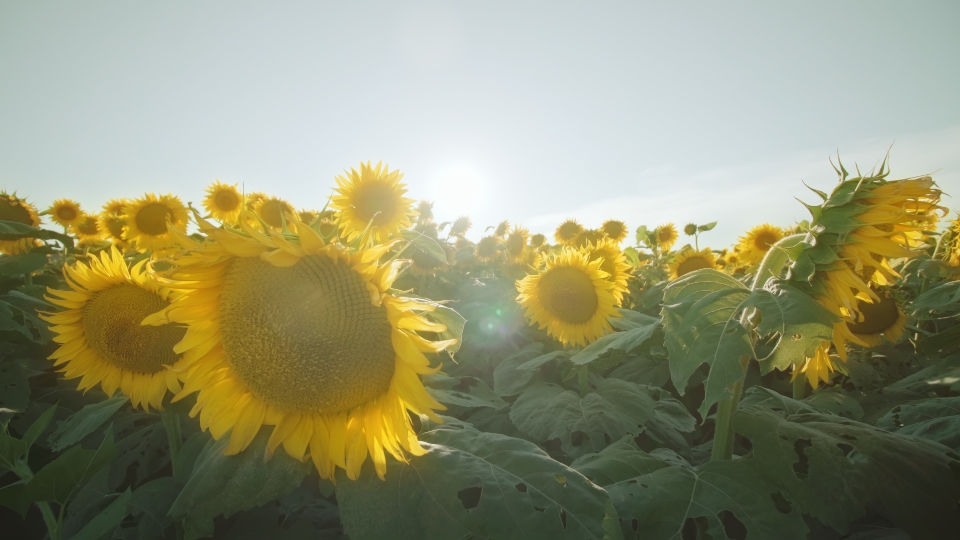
top-left (1, 1), bottom-right (958, 248)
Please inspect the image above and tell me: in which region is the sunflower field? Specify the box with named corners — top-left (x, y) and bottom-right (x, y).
top-left (2, 156), bottom-right (960, 540)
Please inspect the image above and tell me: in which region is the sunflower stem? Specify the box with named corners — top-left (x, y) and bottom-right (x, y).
top-left (37, 502), bottom-right (60, 540)
top-left (578, 367), bottom-right (589, 398)
top-left (750, 234), bottom-right (806, 290)
top-left (710, 354), bottom-right (751, 461)
top-left (161, 411), bottom-right (182, 478)
top-left (792, 376), bottom-right (806, 400)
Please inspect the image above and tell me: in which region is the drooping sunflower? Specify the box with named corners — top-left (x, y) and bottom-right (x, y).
top-left (47, 199), bottom-right (83, 228)
top-left (583, 239), bottom-right (631, 304)
top-left (655, 224), bottom-right (678, 252)
top-left (72, 213), bottom-right (103, 242)
top-left (505, 226), bottom-right (529, 264)
top-left (475, 236), bottom-right (500, 263)
top-left (203, 180), bottom-right (244, 223)
top-left (516, 248), bottom-right (620, 347)
top-left (253, 196), bottom-right (296, 231)
top-left (449, 216), bottom-right (471, 237)
top-left (738, 224), bottom-right (784, 266)
top-left (40, 247), bottom-right (185, 411)
top-left (668, 247), bottom-right (719, 280)
top-left (554, 219), bottom-right (583, 245)
top-left (0, 192), bottom-right (42, 255)
top-left (121, 193), bottom-right (189, 252)
top-left (601, 220), bottom-right (628, 243)
top-left (145, 210), bottom-right (454, 480)
top-left (330, 161), bottom-right (416, 244)
top-left (846, 289), bottom-right (907, 347)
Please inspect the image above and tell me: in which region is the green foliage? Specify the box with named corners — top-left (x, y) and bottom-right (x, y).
top-left (47, 396), bottom-right (128, 451)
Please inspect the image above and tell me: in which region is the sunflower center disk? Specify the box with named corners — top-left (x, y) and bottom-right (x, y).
top-left (353, 181), bottom-right (398, 226)
top-left (135, 203), bottom-right (173, 236)
top-left (83, 285), bottom-right (184, 374)
top-left (677, 256), bottom-right (711, 277)
top-left (754, 232), bottom-right (779, 250)
top-left (259, 201), bottom-right (289, 228)
top-left (0, 201), bottom-right (33, 224)
top-left (219, 256), bottom-right (396, 414)
top-left (538, 267), bottom-right (598, 324)
top-left (215, 190), bottom-right (240, 212)
top-left (848, 294), bottom-right (899, 335)
top-left (58, 207), bottom-right (77, 221)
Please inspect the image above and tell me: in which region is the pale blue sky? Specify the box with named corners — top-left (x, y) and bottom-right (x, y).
top-left (1, 1), bottom-right (958, 248)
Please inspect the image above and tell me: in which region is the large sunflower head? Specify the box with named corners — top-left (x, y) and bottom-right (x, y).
top-left (845, 288), bottom-right (907, 348)
top-left (554, 219), bottom-right (583, 245)
top-left (47, 199), bottom-right (83, 228)
top-left (601, 220), bottom-right (628, 243)
top-left (668, 247), bottom-right (719, 280)
top-left (475, 236), bottom-right (500, 263)
top-left (583, 238), bottom-right (632, 305)
top-left (655, 224), bottom-right (678, 252)
top-left (253, 196), bottom-right (296, 231)
top-left (505, 226), bottom-right (529, 263)
top-left (121, 193), bottom-right (189, 252)
top-left (40, 247), bottom-right (185, 411)
top-left (737, 224), bottom-right (784, 266)
top-left (203, 180), bottom-right (244, 223)
top-left (330, 161), bottom-right (416, 244)
top-left (516, 248), bottom-right (620, 347)
top-left (145, 209), bottom-right (455, 480)
top-left (72, 212), bottom-right (103, 242)
top-left (449, 216), bottom-right (471, 237)
top-left (0, 191), bottom-right (42, 255)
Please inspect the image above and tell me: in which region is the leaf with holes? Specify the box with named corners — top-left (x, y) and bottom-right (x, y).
top-left (735, 406), bottom-right (960, 537)
top-left (608, 459), bottom-right (808, 540)
top-left (336, 423), bottom-right (622, 540)
top-left (876, 396), bottom-right (960, 450)
top-left (571, 437), bottom-right (671, 487)
top-left (509, 379), bottom-right (656, 458)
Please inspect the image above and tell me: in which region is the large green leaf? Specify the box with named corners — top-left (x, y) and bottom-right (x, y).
top-left (735, 407), bottom-right (960, 537)
top-left (876, 396), bottom-right (960, 450)
top-left (570, 316), bottom-right (660, 366)
top-left (0, 252), bottom-right (48, 276)
top-left (425, 375), bottom-right (508, 409)
top-left (23, 426), bottom-right (116, 505)
top-left (509, 379), bottom-right (656, 457)
top-left (337, 423), bottom-right (622, 540)
top-left (0, 220), bottom-right (74, 247)
top-left (169, 428), bottom-right (312, 523)
top-left (608, 459), bottom-right (808, 540)
top-left (47, 396), bottom-right (128, 451)
top-left (493, 343), bottom-right (566, 397)
top-left (71, 488), bottom-right (132, 540)
top-left (570, 438), bottom-right (671, 487)
top-left (126, 477), bottom-right (183, 540)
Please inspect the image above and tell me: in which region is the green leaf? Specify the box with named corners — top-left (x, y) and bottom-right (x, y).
top-left (400, 229), bottom-right (448, 265)
top-left (127, 477), bottom-right (183, 540)
top-left (509, 379), bottom-right (656, 457)
top-left (23, 426), bottom-right (116, 504)
top-left (876, 396), bottom-right (960, 450)
top-left (697, 221), bottom-right (717, 232)
top-left (608, 356), bottom-right (670, 388)
top-left (608, 460), bottom-right (808, 540)
top-left (746, 281), bottom-right (837, 373)
top-left (71, 488), bottom-right (132, 540)
top-left (21, 403), bottom-right (57, 456)
top-left (169, 427), bottom-right (311, 521)
top-left (0, 252), bottom-right (48, 276)
top-left (735, 407), bottom-right (960, 537)
top-left (427, 379), bottom-right (508, 409)
top-left (0, 220), bottom-right (74, 247)
top-left (0, 482), bottom-right (29, 517)
top-left (571, 317), bottom-right (659, 366)
top-left (493, 344), bottom-right (566, 397)
top-left (803, 388), bottom-right (864, 420)
top-left (337, 424), bottom-right (622, 540)
top-left (174, 431), bottom-right (211, 484)
top-left (0, 358), bottom-right (30, 419)
top-left (47, 396), bottom-right (128, 451)
top-left (571, 437), bottom-right (671, 486)
top-left (0, 433), bottom-right (26, 473)
top-left (622, 247), bottom-right (640, 267)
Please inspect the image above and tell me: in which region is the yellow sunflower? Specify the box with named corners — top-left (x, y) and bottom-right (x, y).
top-left (245, 192), bottom-right (267, 211)
top-left (253, 196), bottom-right (296, 231)
top-left (203, 180), bottom-right (244, 223)
top-left (475, 236), bottom-right (500, 263)
top-left (298, 210), bottom-right (319, 226)
top-left (601, 220), bottom-right (628, 243)
top-left (144, 209), bottom-right (454, 481)
top-left (330, 161), bottom-right (416, 244)
top-left (449, 216), bottom-right (471, 237)
top-left (47, 199), bottom-right (83, 228)
top-left (98, 212), bottom-right (130, 249)
top-left (530, 233), bottom-right (547, 248)
top-left (416, 200), bottom-right (434, 223)
top-left (505, 226), bottom-right (529, 264)
top-left (516, 248), bottom-right (620, 347)
top-left (554, 219), bottom-right (583, 245)
top-left (122, 193), bottom-right (189, 252)
top-left (72, 213), bottom-right (102, 242)
top-left (493, 220), bottom-right (510, 238)
top-left (846, 289), bottom-right (907, 347)
top-left (0, 192), bottom-right (42, 255)
top-left (40, 247), bottom-right (185, 411)
top-left (668, 248), bottom-right (719, 280)
top-left (583, 239), bottom-right (631, 305)
top-left (102, 198), bottom-right (128, 217)
top-left (655, 224), bottom-right (678, 252)
top-left (737, 224), bottom-right (784, 266)
top-left (573, 229), bottom-right (604, 249)
top-left (683, 223), bottom-right (698, 236)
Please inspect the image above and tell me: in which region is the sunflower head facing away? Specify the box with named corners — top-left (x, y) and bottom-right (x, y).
top-left (121, 193), bottom-right (189, 252)
top-left (846, 288), bottom-right (907, 347)
top-left (331, 161), bottom-right (416, 244)
top-left (601, 219), bottom-right (628, 243)
top-left (655, 224), bottom-right (679, 252)
top-left (0, 191), bottom-right (42, 255)
top-left (40, 247), bottom-right (185, 411)
top-left (475, 235), bottom-right (500, 263)
top-left (582, 238), bottom-right (631, 305)
top-left (203, 180), bottom-right (244, 223)
top-left (416, 200), bottom-right (434, 223)
top-left (47, 199), bottom-right (83, 228)
top-left (738, 224), bottom-right (784, 266)
top-left (516, 248), bottom-right (620, 347)
top-left (144, 210), bottom-right (455, 480)
top-left (668, 247), bottom-right (719, 280)
top-left (554, 219), bottom-right (584, 245)
top-left (505, 226), bottom-right (529, 263)
top-left (449, 216), bottom-right (472, 237)
top-left (683, 223), bottom-right (698, 236)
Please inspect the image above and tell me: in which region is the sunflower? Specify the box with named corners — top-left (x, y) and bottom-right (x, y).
top-left (683, 223), bottom-right (697, 236)
top-left (449, 216), bottom-right (471, 237)
top-left (846, 289), bottom-right (907, 347)
top-left (738, 224), bottom-right (784, 266)
top-left (245, 192), bottom-right (267, 211)
top-left (655, 224), bottom-right (678, 252)
top-left (98, 212), bottom-right (130, 249)
top-left (573, 229), bottom-right (604, 249)
top-left (47, 199), bottom-right (83, 228)
top-left (298, 210), bottom-right (319, 226)
top-left (121, 193), bottom-right (189, 252)
top-left (416, 201), bottom-right (434, 223)
top-left (203, 180), bottom-right (244, 223)
top-left (505, 226), bottom-right (529, 264)
top-left (583, 239), bottom-right (631, 305)
top-left (144, 209), bottom-right (454, 480)
top-left (72, 213), bottom-right (102, 242)
top-left (493, 220), bottom-right (510, 238)
top-left (601, 220), bottom-right (628, 243)
top-left (475, 236), bottom-right (500, 263)
top-left (0, 192), bottom-right (42, 255)
top-left (668, 248), bottom-right (719, 280)
top-left (530, 233), bottom-right (547, 248)
top-left (102, 198), bottom-right (128, 217)
top-left (253, 196), bottom-right (296, 231)
top-left (554, 219), bottom-right (583, 245)
top-left (330, 161), bottom-right (416, 244)
top-left (516, 248), bottom-right (620, 347)
top-left (40, 247), bottom-right (185, 411)
top-left (409, 243), bottom-right (449, 276)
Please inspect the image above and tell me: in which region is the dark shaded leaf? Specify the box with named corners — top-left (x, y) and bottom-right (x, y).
top-left (23, 426), bottom-right (116, 504)
top-left (47, 396), bottom-right (128, 451)
top-left (71, 488), bottom-right (132, 540)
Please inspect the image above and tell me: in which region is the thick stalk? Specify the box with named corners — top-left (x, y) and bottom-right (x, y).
top-left (161, 411), bottom-right (182, 478)
top-left (792, 376), bottom-right (806, 400)
top-left (37, 502), bottom-right (60, 540)
top-left (711, 235), bottom-right (806, 461)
